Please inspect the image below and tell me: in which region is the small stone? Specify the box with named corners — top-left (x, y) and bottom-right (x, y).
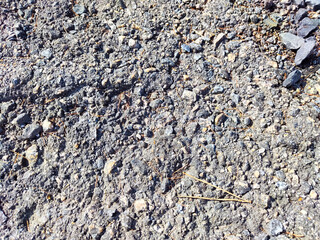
top-left (295, 38), bottom-right (316, 65)
top-left (235, 181), bottom-right (251, 195)
top-left (134, 199), bottom-right (148, 213)
top-left (279, 33), bottom-right (304, 50)
top-left (215, 113), bottom-right (227, 126)
top-left (161, 178), bottom-right (170, 193)
top-left (42, 119), bottom-right (54, 132)
top-left (244, 117), bottom-right (253, 127)
top-left (212, 85), bottom-right (224, 94)
top-left (182, 90), bottom-right (197, 102)
top-left (25, 144), bottom-right (38, 164)
top-left (310, 190), bottom-right (318, 199)
top-left (0, 210), bottom-right (7, 224)
top-left (104, 160), bottom-right (116, 175)
top-left (260, 194), bottom-right (271, 209)
top-left (269, 219), bottom-right (285, 236)
top-left (128, 39), bottom-right (139, 48)
top-left (21, 124), bottom-right (42, 140)
top-left (144, 67), bottom-right (157, 73)
top-left (276, 181), bottom-right (288, 190)
top-left (297, 17), bottom-right (319, 38)
top-left (73, 4), bottom-right (86, 15)
top-left (0, 114), bottom-right (6, 127)
top-left (181, 44), bottom-right (191, 53)
top-left (13, 113), bottom-right (31, 126)
top-left (213, 33), bottom-right (226, 50)
top-left (295, 8), bottom-right (308, 23)
top-left (1, 101), bottom-right (16, 114)
top-left (40, 49), bottom-right (53, 59)
top-left (282, 70), bottom-right (301, 88)
top-left (264, 0), bottom-right (276, 10)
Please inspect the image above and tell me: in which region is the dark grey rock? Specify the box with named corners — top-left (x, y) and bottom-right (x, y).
top-left (282, 70), bottom-right (301, 88)
top-left (0, 114), bottom-right (6, 127)
top-left (297, 17), bottom-right (319, 38)
top-left (21, 124), bottom-right (42, 139)
top-left (269, 219), bottom-right (284, 236)
top-left (295, 8), bottom-right (308, 23)
top-left (73, 4), bottom-right (87, 15)
top-left (279, 33), bottom-right (304, 50)
top-left (40, 49), bottom-right (53, 59)
top-left (13, 113), bottom-right (31, 126)
top-left (295, 38), bottom-right (316, 65)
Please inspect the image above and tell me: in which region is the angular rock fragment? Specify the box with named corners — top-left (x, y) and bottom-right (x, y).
top-left (295, 38), bottom-right (316, 65)
top-left (21, 124), bottom-right (42, 140)
top-left (269, 219), bottom-right (285, 236)
top-left (297, 17), bottom-right (319, 37)
top-left (279, 33), bottom-right (304, 50)
top-left (283, 70), bottom-right (302, 87)
top-left (295, 8), bottom-right (308, 23)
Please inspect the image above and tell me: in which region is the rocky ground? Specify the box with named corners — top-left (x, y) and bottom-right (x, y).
top-left (1, 0), bottom-right (320, 239)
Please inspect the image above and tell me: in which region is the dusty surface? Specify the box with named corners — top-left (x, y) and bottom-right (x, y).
top-left (1, 0), bottom-right (320, 239)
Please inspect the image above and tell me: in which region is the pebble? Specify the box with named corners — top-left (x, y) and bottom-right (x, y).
top-left (276, 181), bottom-right (288, 191)
top-left (213, 33), bottom-right (225, 50)
top-left (181, 44), bottom-right (191, 53)
top-left (73, 4), bottom-right (86, 15)
top-left (134, 199), bottom-right (148, 213)
top-left (269, 219), bottom-right (285, 236)
top-left (279, 33), bottom-right (304, 50)
top-left (40, 49), bottom-right (53, 59)
top-left (13, 113), bottom-right (31, 126)
top-left (260, 194), bottom-right (271, 209)
top-left (294, 0), bottom-right (305, 7)
top-left (310, 190), bottom-right (318, 199)
top-left (21, 124), bottom-right (42, 140)
top-left (42, 119), bottom-right (54, 132)
top-left (212, 85), bottom-right (224, 94)
top-left (295, 38), bottom-right (316, 65)
top-left (25, 144), bottom-right (38, 164)
top-left (0, 210), bottom-right (7, 224)
top-left (215, 113), bottom-right (227, 126)
top-left (182, 90), bottom-right (197, 102)
top-left (297, 17), bottom-right (319, 38)
top-left (1, 101), bottom-right (16, 114)
top-left (282, 70), bottom-right (301, 88)
top-left (0, 114), bottom-right (6, 127)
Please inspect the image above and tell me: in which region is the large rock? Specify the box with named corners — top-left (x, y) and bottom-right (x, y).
top-left (297, 17), bottom-right (319, 37)
top-left (295, 38), bottom-right (316, 65)
top-left (279, 32), bottom-right (304, 50)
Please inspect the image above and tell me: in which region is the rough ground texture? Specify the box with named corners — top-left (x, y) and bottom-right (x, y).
top-left (1, 0), bottom-right (320, 239)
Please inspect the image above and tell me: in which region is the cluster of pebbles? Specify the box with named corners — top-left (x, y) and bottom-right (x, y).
top-left (0, 0), bottom-right (320, 239)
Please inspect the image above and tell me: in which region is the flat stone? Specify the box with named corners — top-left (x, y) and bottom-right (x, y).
top-left (279, 32), bottom-right (304, 50)
top-left (269, 219), bottom-right (285, 236)
top-left (13, 113), bottom-right (31, 126)
top-left (283, 70), bottom-right (302, 88)
top-left (297, 17), bottom-right (319, 37)
top-left (21, 124), bottom-right (42, 140)
top-left (295, 8), bottom-right (308, 23)
top-left (213, 33), bottom-right (226, 50)
top-left (295, 38), bottom-right (316, 65)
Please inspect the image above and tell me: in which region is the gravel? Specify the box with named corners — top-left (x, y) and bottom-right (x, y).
top-left (0, 0), bottom-right (320, 239)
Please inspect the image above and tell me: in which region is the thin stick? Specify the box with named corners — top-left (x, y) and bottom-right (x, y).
top-left (178, 195), bottom-right (250, 203)
top-left (183, 172), bottom-right (251, 203)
